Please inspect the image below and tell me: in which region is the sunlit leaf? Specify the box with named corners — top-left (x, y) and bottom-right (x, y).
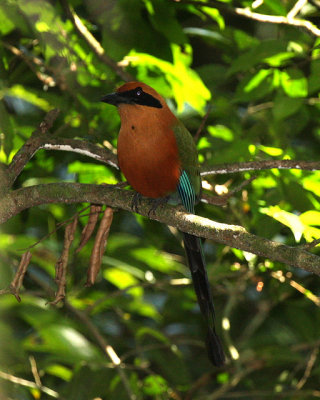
top-left (244, 69), bottom-right (272, 92)
top-left (208, 125), bottom-right (234, 141)
top-left (45, 364), bottom-right (72, 381)
top-left (302, 172), bottom-right (320, 196)
top-left (123, 44), bottom-right (211, 113)
top-left (1, 85), bottom-right (51, 111)
top-left (201, 6), bottom-right (225, 30)
top-left (103, 267), bottom-right (142, 298)
top-left (143, 375), bottom-right (168, 396)
top-left (258, 145), bottom-right (283, 156)
top-left (280, 69), bottom-right (308, 97)
top-left (261, 206), bottom-right (320, 242)
top-left (68, 161), bottom-right (117, 184)
top-left (264, 52), bottom-right (296, 67)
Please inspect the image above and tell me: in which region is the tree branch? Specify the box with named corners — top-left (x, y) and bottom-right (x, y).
top-left (7, 109), bottom-right (61, 186)
top-left (201, 160), bottom-right (320, 176)
top-left (1, 182), bottom-right (319, 274)
top-left (7, 112), bottom-right (118, 186)
top-left (173, 0), bottom-right (320, 37)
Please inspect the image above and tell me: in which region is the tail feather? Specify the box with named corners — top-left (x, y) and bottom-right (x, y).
top-left (183, 232), bottom-right (225, 367)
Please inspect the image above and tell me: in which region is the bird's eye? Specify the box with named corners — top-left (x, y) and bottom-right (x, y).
top-left (136, 87), bottom-right (143, 96)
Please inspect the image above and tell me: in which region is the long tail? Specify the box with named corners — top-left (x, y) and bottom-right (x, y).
top-left (183, 232), bottom-right (225, 367)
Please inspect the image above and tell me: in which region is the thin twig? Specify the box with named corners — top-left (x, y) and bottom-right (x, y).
top-left (234, 6), bottom-right (320, 36)
top-left (300, 237), bottom-right (320, 250)
top-left (64, 300), bottom-right (136, 400)
top-left (173, 0), bottom-right (320, 37)
top-left (271, 270), bottom-right (320, 306)
top-left (9, 251), bottom-right (32, 302)
top-left (296, 347), bottom-right (319, 389)
top-left (59, 0), bottom-right (133, 81)
top-left (18, 205), bottom-right (91, 252)
top-left (208, 368), bottom-right (254, 400)
top-left (185, 371), bottom-right (219, 400)
top-left (215, 389), bottom-right (320, 398)
top-left (287, 0), bottom-right (308, 20)
top-left (0, 370), bottom-right (58, 398)
top-left (201, 160), bottom-right (320, 176)
top-left (29, 356), bottom-right (42, 388)
top-left (202, 176), bottom-right (256, 206)
top-left (2, 41), bottom-right (55, 87)
top-left (194, 105), bottom-right (212, 143)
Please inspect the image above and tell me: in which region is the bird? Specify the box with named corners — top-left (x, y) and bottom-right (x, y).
top-left (101, 81), bottom-right (225, 366)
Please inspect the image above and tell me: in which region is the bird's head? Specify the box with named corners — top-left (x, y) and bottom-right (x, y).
top-left (101, 81), bottom-right (164, 110)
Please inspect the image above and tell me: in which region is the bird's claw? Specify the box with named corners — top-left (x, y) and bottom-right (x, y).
top-left (131, 192), bottom-right (142, 213)
top-left (147, 196), bottom-right (169, 217)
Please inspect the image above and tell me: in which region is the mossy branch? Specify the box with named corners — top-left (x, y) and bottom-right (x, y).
top-left (1, 182), bottom-right (319, 274)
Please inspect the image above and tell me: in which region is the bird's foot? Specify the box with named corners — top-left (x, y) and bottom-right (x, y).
top-left (131, 192), bottom-right (143, 213)
top-left (148, 196), bottom-right (170, 217)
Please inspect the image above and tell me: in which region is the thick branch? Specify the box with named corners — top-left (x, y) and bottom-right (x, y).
top-left (1, 182), bottom-right (319, 274)
top-left (7, 109), bottom-right (61, 186)
top-left (7, 135), bottom-right (118, 187)
top-left (40, 139), bottom-right (118, 168)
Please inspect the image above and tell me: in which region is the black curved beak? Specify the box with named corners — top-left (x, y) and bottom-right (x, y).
top-left (100, 92), bottom-right (130, 106)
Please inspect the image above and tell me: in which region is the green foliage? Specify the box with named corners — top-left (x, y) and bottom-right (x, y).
top-left (0, 0), bottom-right (320, 398)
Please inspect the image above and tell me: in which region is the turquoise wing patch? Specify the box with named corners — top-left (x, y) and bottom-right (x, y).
top-left (178, 170), bottom-right (196, 213)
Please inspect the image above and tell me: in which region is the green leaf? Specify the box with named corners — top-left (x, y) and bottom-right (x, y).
top-left (144, 0), bottom-right (187, 44)
top-left (183, 27), bottom-right (229, 44)
top-left (262, 0), bottom-right (287, 15)
top-left (45, 364), bottom-right (72, 382)
top-left (243, 69), bottom-right (272, 92)
top-left (261, 206), bottom-right (320, 242)
top-left (261, 206), bottom-right (304, 241)
top-left (23, 324), bottom-right (101, 363)
top-left (280, 69), bottom-right (308, 97)
top-left (234, 69), bottom-right (274, 101)
top-left (0, 6), bottom-right (15, 34)
top-left (103, 267), bottom-right (142, 297)
top-left (300, 210), bottom-right (320, 226)
top-left (131, 247), bottom-right (184, 273)
top-left (258, 145), bottom-right (283, 156)
top-left (264, 52), bottom-right (296, 67)
top-left (201, 6), bottom-right (225, 30)
top-left (309, 59), bottom-right (320, 95)
top-left (136, 327), bottom-right (170, 343)
top-left (1, 85), bottom-right (52, 111)
top-left (124, 44), bottom-right (211, 113)
top-left (272, 95), bottom-right (304, 120)
top-left (228, 40), bottom-right (287, 75)
top-left (68, 161), bottom-right (117, 184)
top-left (143, 375), bottom-right (168, 396)
top-left (208, 125), bottom-right (234, 142)
top-left (302, 172), bottom-right (320, 197)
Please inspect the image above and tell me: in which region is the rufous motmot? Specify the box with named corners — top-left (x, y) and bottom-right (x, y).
top-left (101, 82), bottom-right (225, 366)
